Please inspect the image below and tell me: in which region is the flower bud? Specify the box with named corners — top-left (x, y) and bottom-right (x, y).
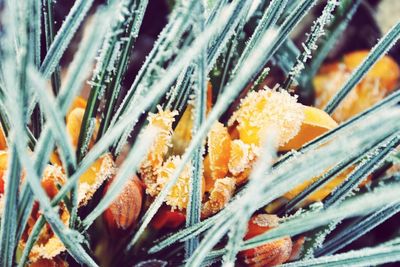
top-left (103, 176), bottom-right (143, 234)
top-left (239, 214), bottom-right (293, 267)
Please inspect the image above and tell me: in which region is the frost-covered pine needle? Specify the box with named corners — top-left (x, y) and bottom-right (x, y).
top-left (283, 0), bottom-right (338, 90)
top-left (243, 182), bottom-right (400, 252)
top-left (185, 1), bottom-right (207, 257)
top-left (282, 243), bottom-right (400, 267)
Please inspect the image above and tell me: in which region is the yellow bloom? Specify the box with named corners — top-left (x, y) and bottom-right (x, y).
top-left (201, 177), bottom-right (236, 218)
top-left (140, 106), bottom-right (178, 196)
top-left (78, 153), bottom-right (115, 207)
top-left (156, 156), bottom-right (197, 211)
top-left (314, 50), bottom-right (400, 122)
top-left (228, 89), bottom-right (304, 147)
top-left (206, 122), bottom-right (231, 180)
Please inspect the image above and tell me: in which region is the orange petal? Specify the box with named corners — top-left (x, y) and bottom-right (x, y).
top-left (26, 202), bottom-right (70, 262)
top-left (314, 51), bottom-right (400, 122)
top-left (66, 107), bottom-right (99, 151)
top-left (144, 107), bottom-right (178, 168)
top-left (0, 150), bottom-right (7, 170)
top-left (283, 174), bottom-right (343, 202)
top-left (228, 139), bottom-right (259, 185)
top-left (280, 106), bottom-right (337, 151)
top-left (41, 165), bottom-right (66, 199)
top-left (0, 151), bottom-right (8, 194)
top-left (49, 151), bottom-right (62, 166)
top-left (228, 139), bottom-right (251, 176)
top-left (207, 81), bottom-right (213, 112)
top-left (203, 155), bottom-right (214, 192)
top-left (157, 155), bottom-right (204, 211)
top-left (318, 62), bottom-right (341, 74)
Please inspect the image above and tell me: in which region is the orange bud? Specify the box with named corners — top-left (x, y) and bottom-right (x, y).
top-left (289, 236), bottom-right (305, 261)
top-left (241, 237), bottom-right (292, 267)
top-left (103, 176), bottom-right (143, 234)
top-left (239, 214), bottom-right (293, 267)
top-left (244, 214), bottom-right (279, 240)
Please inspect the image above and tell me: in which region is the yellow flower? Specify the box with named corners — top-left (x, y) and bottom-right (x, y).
top-left (206, 122), bottom-right (231, 180)
top-left (140, 106), bottom-right (178, 197)
top-left (228, 89), bottom-right (304, 147)
top-left (228, 139), bottom-right (259, 185)
top-left (78, 153), bottom-right (115, 207)
top-left (156, 156), bottom-right (198, 211)
top-left (314, 50), bottom-right (400, 122)
top-left (201, 177), bottom-right (236, 218)
top-left (19, 165), bottom-right (69, 263)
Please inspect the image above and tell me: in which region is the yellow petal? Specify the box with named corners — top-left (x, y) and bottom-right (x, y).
top-left (284, 167), bottom-right (354, 202)
top-left (67, 96), bottom-right (87, 117)
top-left (280, 106), bottom-right (337, 151)
top-left (207, 122), bottom-right (231, 180)
top-left (78, 153), bottom-right (115, 206)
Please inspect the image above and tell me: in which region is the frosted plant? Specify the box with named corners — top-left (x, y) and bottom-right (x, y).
top-left (0, 0), bottom-right (399, 266)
